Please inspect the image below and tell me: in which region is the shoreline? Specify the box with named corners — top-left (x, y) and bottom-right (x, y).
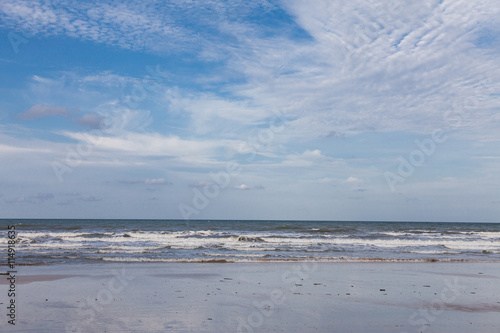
top-left (4, 257), bottom-right (500, 267)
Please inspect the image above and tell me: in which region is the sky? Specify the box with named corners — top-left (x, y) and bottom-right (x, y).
top-left (0, 0), bottom-right (499, 222)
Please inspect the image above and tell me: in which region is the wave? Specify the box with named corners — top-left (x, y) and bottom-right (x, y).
top-left (481, 250), bottom-right (500, 254)
top-left (402, 250), bottom-right (462, 255)
top-left (469, 232), bottom-right (500, 239)
top-left (11, 232), bottom-right (500, 252)
top-left (308, 228), bottom-right (357, 233)
top-left (233, 236), bottom-right (265, 242)
top-left (274, 225), bottom-right (304, 230)
top-left (7, 220), bottom-right (500, 266)
top-left (94, 256), bottom-right (499, 263)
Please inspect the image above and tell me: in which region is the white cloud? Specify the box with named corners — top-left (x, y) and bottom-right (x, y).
top-left (345, 177), bottom-right (362, 183)
top-left (0, 0), bottom-right (195, 53)
top-left (0, 134), bottom-right (53, 156)
top-left (144, 178), bottom-right (169, 185)
top-left (80, 71), bottom-right (134, 87)
top-left (58, 129), bottom-right (241, 165)
top-left (233, 184), bottom-right (264, 190)
top-left (280, 149), bottom-right (332, 168)
top-left (302, 149), bottom-right (323, 159)
top-left (87, 106), bottom-right (153, 134)
top-left (118, 178), bottom-right (171, 186)
top-left (7, 1), bottom-right (497, 141)
top-left (164, 88), bottom-right (272, 136)
top-left (0, 143), bottom-right (40, 155)
top-left (32, 75), bottom-right (60, 84)
top-left (215, 0), bottom-right (500, 141)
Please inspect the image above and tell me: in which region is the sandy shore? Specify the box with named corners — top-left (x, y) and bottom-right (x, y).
top-left (1, 262), bottom-right (499, 332)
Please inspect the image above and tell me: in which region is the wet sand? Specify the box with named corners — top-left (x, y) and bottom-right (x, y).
top-left (0, 274), bottom-right (81, 284)
top-left (1, 262), bottom-right (499, 332)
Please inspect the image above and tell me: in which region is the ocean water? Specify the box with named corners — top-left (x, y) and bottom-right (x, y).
top-left (2, 219), bottom-right (500, 265)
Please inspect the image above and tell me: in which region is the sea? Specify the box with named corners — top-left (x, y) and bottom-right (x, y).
top-left (2, 219), bottom-right (500, 265)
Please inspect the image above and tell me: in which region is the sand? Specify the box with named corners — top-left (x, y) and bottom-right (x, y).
top-left (1, 262), bottom-right (499, 332)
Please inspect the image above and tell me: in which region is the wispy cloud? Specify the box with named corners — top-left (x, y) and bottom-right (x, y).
top-left (233, 184), bottom-right (264, 190)
top-left (18, 104), bottom-right (69, 120)
top-left (79, 195), bottom-right (102, 202)
top-left (58, 129), bottom-right (241, 165)
top-left (189, 181), bottom-right (215, 188)
top-left (118, 178), bottom-right (172, 186)
top-left (5, 192), bottom-right (54, 204)
top-left (0, 0), bottom-right (195, 53)
top-left (56, 192), bottom-right (102, 205)
top-left (75, 113), bottom-right (105, 129)
top-left (345, 177), bottom-right (362, 184)
top-left (220, 0), bottom-right (500, 140)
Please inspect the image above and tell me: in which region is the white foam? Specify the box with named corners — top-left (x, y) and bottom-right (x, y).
top-left (404, 250), bottom-right (462, 255)
top-left (469, 231), bottom-right (500, 239)
top-left (11, 228), bottom-right (500, 255)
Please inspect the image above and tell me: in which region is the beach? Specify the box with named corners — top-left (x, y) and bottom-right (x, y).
top-left (1, 262), bottom-right (500, 332)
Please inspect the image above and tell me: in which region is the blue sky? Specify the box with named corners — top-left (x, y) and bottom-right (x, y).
top-left (0, 0), bottom-right (499, 221)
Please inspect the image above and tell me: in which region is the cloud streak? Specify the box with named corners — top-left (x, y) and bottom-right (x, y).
top-left (119, 178), bottom-right (172, 186)
top-left (18, 104), bottom-right (69, 120)
top-left (5, 192), bottom-right (54, 204)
